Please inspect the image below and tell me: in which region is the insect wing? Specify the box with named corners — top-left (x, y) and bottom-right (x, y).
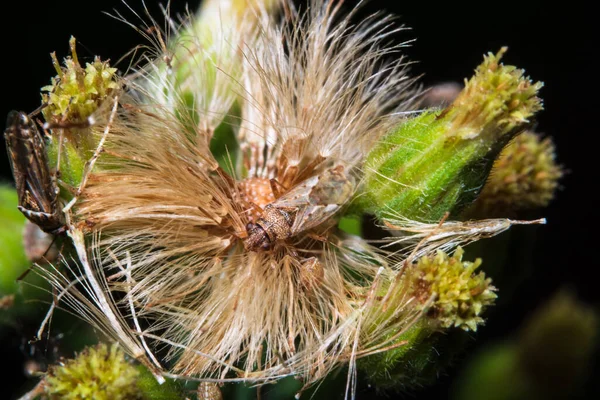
top-left (270, 175), bottom-right (320, 208)
top-left (290, 203), bottom-right (340, 234)
top-left (272, 166), bottom-right (355, 235)
top-left (4, 111), bottom-right (60, 227)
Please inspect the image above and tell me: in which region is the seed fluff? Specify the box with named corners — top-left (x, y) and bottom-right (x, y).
top-left (33, 0), bottom-right (516, 395)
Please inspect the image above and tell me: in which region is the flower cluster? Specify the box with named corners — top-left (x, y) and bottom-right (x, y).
top-left (2, 0), bottom-right (556, 397)
top-left (45, 343), bottom-right (140, 400)
top-left (472, 131), bottom-right (563, 216)
top-left (408, 247), bottom-right (497, 331)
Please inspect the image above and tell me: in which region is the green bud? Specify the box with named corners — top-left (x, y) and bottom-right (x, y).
top-left (453, 291), bottom-right (597, 400)
top-left (42, 37), bottom-right (119, 149)
top-left (359, 247), bottom-right (495, 391)
top-left (361, 327), bottom-right (471, 392)
top-left (468, 131), bottom-right (563, 217)
top-left (135, 365), bottom-right (186, 400)
top-left (42, 37), bottom-right (118, 122)
top-left (356, 48), bottom-right (543, 222)
top-left (517, 291), bottom-right (598, 395)
top-left (358, 322), bottom-right (430, 390)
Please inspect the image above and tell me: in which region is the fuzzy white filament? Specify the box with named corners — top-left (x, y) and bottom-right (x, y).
top-left (33, 0), bottom-right (518, 397)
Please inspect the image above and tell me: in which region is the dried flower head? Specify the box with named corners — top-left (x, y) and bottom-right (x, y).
top-left (24, 0), bottom-right (545, 396)
top-left (67, 0), bottom-right (418, 387)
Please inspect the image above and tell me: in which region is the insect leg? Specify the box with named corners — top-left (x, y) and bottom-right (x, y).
top-left (269, 178), bottom-right (288, 199)
top-left (17, 207), bottom-right (56, 223)
top-left (299, 257), bottom-right (324, 291)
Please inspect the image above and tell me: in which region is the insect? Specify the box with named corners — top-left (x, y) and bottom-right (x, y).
top-left (4, 111), bottom-right (65, 235)
top-left (197, 382), bottom-right (223, 400)
top-left (243, 165), bottom-right (355, 251)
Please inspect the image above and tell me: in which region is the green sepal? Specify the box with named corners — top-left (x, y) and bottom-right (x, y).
top-left (46, 138), bottom-right (86, 199)
top-left (136, 366), bottom-right (186, 400)
top-left (353, 48), bottom-right (543, 223)
top-left (355, 111), bottom-right (511, 222)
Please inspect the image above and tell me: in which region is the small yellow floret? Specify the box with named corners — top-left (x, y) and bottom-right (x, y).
top-left (410, 247), bottom-right (497, 331)
top-left (45, 343), bottom-right (140, 400)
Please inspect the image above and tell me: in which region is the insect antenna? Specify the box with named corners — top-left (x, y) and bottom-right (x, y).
top-left (269, 178), bottom-right (288, 199)
top-left (16, 230), bottom-right (65, 282)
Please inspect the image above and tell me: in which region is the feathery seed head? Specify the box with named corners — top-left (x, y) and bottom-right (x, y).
top-left (22, 1), bottom-right (542, 396)
top-left (64, 0), bottom-right (420, 388)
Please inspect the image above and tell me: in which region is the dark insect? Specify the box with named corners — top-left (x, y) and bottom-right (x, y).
top-left (4, 111), bottom-right (65, 235)
top-left (197, 382), bottom-right (223, 400)
top-left (244, 204), bottom-right (295, 251)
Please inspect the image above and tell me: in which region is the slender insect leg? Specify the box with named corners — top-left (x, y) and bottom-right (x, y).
top-left (55, 128), bottom-right (63, 180)
top-left (17, 207), bottom-right (56, 223)
top-left (269, 178), bottom-right (288, 199)
top-left (306, 232), bottom-right (328, 242)
top-left (298, 256), bottom-right (324, 291)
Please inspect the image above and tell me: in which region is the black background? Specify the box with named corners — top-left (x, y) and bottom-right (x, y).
top-left (1, 0), bottom-right (597, 398)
